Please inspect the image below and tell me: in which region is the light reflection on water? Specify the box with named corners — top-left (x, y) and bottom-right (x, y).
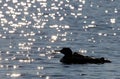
top-left (0, 0), bottom-right (120, 79)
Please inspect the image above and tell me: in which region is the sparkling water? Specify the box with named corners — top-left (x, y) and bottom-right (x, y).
top-left (0, 0), bottom-right (120, 79)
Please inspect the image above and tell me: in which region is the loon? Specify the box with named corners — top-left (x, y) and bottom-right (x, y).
top-left (60, 48), bottom-right (111, 64)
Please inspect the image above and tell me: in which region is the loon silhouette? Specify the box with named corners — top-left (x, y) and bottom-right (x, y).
top-left (60, 48), bottom-right (111, 64)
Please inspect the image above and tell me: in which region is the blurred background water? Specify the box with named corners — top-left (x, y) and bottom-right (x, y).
top-left (0, 0), bottom-right (120, 79)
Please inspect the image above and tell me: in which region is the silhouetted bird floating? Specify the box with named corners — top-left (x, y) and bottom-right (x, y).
top-left (60, 48), bottom-right (111, 64)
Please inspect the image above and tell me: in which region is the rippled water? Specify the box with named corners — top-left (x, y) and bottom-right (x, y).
top-left (0, 0), bottom-right (120, 79)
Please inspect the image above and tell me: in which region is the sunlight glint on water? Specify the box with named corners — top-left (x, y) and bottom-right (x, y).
top-left (0, 0), bottom-right (120, 79)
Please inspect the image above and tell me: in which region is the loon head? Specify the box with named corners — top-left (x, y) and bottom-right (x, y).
top-left (60, 48), bottom-right (72, 56)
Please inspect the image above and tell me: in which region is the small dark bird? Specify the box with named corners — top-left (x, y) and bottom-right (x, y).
top-left (60, 48), bottom-right (111, 64)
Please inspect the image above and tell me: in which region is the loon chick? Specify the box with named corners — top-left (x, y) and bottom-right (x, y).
top-left (60, 48), bottom-right (111, 64)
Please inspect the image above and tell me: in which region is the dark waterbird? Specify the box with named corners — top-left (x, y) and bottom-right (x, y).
top-left (60, 48), bottom-right (111, 64)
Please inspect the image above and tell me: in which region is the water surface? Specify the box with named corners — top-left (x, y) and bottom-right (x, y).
top-left (0, 0), bottom-right (120, 79)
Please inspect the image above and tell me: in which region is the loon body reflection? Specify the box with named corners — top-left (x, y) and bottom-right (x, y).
top-left (60, 48), bottom-right (111, 64)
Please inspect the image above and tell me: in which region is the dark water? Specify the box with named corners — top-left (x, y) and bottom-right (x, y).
top-left (0, 0), bottom-right (120, 79)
